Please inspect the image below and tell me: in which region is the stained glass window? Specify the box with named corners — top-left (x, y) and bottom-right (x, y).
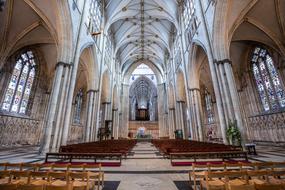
top-left (183, 0), bottom-right (195, 28)
top-left (1, 50), bottom-right (36, 114)
top-left (205, 90), bottom-right (214, 124)
top-left (252, 47), bottom-right (285, 112)
top-left (87, 0), bottom-right (102, 43)
top-left (183, 0), bottom-right (198, 48)
top-left (73, 89), bottom-right (83, 124)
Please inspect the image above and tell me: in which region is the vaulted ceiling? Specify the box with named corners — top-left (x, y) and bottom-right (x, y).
top-left (105, 0), bottom-right (179, 73)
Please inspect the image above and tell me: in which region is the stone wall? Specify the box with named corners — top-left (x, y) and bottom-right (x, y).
top-left (247, 112), bottom-right (285, 143)
top-left (67, 124), bottom-right (84, 144)
top-left (0, 115), bottom-right (42, 146)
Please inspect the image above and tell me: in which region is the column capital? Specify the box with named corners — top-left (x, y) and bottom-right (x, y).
top-left (55, 62), bottom-right (69, 68)
top-left (176, 100), bottom-right (185, 103)
top-left (188, 88), bottom-right (200, 92)
top-left (86, 89), bottom-right (96, 94)
top-left (169, 108), bottom-right (175, 110)
top-left (214, 59), bottom-right (232, 66)
top-left (102, 101), bottom-right (111, 104)
top-left (112, 108), bottom-right (118, 111)
top-left (221, 59), bottom-right (232, 65)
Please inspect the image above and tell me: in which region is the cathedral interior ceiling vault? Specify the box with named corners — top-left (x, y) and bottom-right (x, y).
top-left (0, 0), bottom-right (73, 76)
top-left (228, 0), bottom-right (285, 56)
top-left (105, 0), bottom-right (179, 74)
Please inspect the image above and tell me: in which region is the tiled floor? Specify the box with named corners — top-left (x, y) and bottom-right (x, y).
top-left (0, 142), bottom-right (284, 190)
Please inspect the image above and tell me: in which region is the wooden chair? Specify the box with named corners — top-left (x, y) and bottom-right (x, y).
top-left (267, 170), bottom-right (285, 186)
top-left (83, 164), bottom-right (104, 190)
top-left (0, 183), bottom-right (18, 190)
top-left (254, 162), bottom-right (274, 171)
top-left (38, 163), bottom-right (54, 172)
top-left (272, 162), bottom-right (285, 172)
top-left (225, 162), bottom-right (242, 171)
top-left (238, 162), bottom-right (256, 171)
top-left (18, 184), bottom-right (45, 190)
top-left (223, 171), bottom-right (254, 190)
top-left (0, 171), bottom-right (11, 184)
top-left (69, 172), bottom-right (95, 190)
top-left (46, 172), bottom-right (72, 190)
top-left (51, 163), bottom-right (70, 172)
top-left (254, 183), bottom-right (284, 190)
top-left (6, 163), bottom-right (23, 171)
top-left (28, 171), bottom-right (49, 186)
top-left (247, 170), bottom-right (269, 185)
top-left (45, 185), bottom-right (72, 190)
top-left (189, 163), bottom-right (209, 190)
top-left (21, 163), bottom-right (40, 172)
top-left (10, 171), bottom-right (30, 185)
top-left (200, 171), bottom-right (226, 190)
top-left (207, 163), bottom-right (226, 172)
top-left (67, 164), bottom-right (86, 172)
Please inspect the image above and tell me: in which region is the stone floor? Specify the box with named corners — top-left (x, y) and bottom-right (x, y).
top-left (0, 142), bottom-right (284, 190)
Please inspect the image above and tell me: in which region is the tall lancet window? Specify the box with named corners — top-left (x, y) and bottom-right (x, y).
top-left (73, 89), bottom-right (83, 124)
top-left (1, 50), bottom-right (37, 115)
top-left (183, 0), bottom-right (195, 28)
top-left (205, 90), bottom-right (214, 124)
top-left (252, 47), bottom-right (285, 112)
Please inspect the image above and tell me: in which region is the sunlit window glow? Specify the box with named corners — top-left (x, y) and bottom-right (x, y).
top-left (130, 64), bottom-right (157, 85)
top-left (1, 51), bottom-right (36, 115)
top-left (252, 47), bottom-right (285, 112)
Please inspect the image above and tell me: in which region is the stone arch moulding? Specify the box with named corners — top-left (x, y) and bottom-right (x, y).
top-left (123, 60), bottom-right (163, 84)
top-left (79, 45), bottom-right (99, 90)
top-left (23, 0), bottom-right (73, 63)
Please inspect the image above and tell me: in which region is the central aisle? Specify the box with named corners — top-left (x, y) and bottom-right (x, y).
top-left (104, 141), bottom-right (190, 190)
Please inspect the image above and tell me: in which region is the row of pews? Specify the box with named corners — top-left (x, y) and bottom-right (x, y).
top-left (190, 161), bottom-right (285, 190)
top-left (46, 140), bottom-right (137, 166)
top-left (151, 139), bottom-right (247, 165)
top-left (0, 162), bottom-right (104, 190)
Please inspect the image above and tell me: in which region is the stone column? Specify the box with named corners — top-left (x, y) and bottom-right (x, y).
top-left (102, 102), bottom-right (111, 131)
top-left (176, 101), bottom-right (186, 138)
top-left (56, 64), bottom-right (73, 148)
top-left (120, 84), bottom-right (129, 138)
top-left (188, 89), bottom-right (197, 140)
top-left (84, 90), bottom-right (95, 142)
top-left (217, 61), bottom-right (234, 123)
top-left (112, 108), bottom-right (119, 139)
top-left (223, 59), bottom-right (247, 142)
top-left (163, 112), bottom-right (169, 137)
top-left (157, 84), bottom-right (166, 137)
top-left (40, 62), bottom-right (65, 153)
top-left (194, 89), bottom-right (204, 141)
top-left (188, 88), bottom-right (204, 141)
top-left (90, 90), bottom-right (99, 141)
top-left (168, 108), bottom-right (175, 139)
top-left (51, 64), bottom-right (70, 151)
top-left (212, 61), bottom-right (228, 144)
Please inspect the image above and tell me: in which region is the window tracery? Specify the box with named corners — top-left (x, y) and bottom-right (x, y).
top-left (182, 0), bottom-right (198, 48)
top-left (205, 90), bottom-right (214, 124)
top-left (73, 89), bottom-right (83, 124)
top-left (251, 47), bottom-right (285, 112)
top-left (1, 50), bottom-right (37, 115)
top-left (87, 0), bottom-right (102, 43)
